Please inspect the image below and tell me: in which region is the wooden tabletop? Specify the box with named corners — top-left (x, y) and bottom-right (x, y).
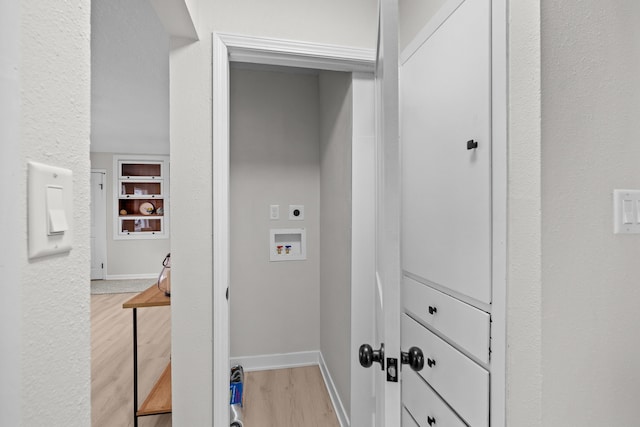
top-left (123, 284), bottom-right (170, 309)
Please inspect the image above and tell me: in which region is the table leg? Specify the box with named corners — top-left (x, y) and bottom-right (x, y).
top-left (133, 307), bottom-right (138, 427)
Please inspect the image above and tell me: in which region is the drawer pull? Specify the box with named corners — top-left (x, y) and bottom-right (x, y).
top-left (427, 416), bottom-right (436, 425)
top-left (427, 358), bottom-right (436, 368)
top-left (428, 306), bottom-right (437, 315)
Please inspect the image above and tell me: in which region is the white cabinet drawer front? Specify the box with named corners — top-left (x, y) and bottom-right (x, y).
top-left (403, 369), bottom-right (466, 427)
top-left (402, 314), bottom-right (489, 427)
top-left (403, 406), bottom-right (420, 427)
top-left (403, 276), bottom-right (490, 363)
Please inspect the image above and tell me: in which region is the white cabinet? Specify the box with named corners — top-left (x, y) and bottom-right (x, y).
top-left (400, 0), bottom-right (496, 425)
top-left (113, 156), bottom-right (169, 239)
top-left (402, 314), bottom-right (489, 427)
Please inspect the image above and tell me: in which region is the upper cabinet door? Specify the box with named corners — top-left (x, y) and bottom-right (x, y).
top-left (400, 0), bottom-right (492, 304)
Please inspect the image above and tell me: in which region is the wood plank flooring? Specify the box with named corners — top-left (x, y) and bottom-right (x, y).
top-left (92, 293), bottom-right (340, 427)
top-left (91, 293), bottom-right (171, 427)
top-left (242, 366), bottom-right (340, 427)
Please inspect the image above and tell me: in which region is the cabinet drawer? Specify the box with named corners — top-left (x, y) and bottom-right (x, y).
top-left (403, 276), bottom-right (490, 363)
top-left (403, 369), bottom-right (466, 427)
top-left (402, 406), bottom-right (419, 427)
top-left (402, 314), bottom-right (489, 427)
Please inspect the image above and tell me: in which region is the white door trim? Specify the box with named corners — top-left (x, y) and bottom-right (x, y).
top-left (212, 32), bottom-right (375, 427)
top-left (90, 169), bottom-right (107, 280)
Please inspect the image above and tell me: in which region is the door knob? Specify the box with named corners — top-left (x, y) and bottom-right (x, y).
top-left (359, 343), bottom-right (385, 370)
top-left (401, 346), bottom-right (424, 372)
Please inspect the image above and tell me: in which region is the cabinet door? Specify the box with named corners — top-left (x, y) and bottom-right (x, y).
top-left (401, 0), bottom-right (492, 304)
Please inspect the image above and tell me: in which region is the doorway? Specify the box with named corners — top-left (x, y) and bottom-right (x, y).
top-left (213, 33), bottom-right (377, 426)
top-left (91, 169), bottom-right (107, 280)
top-left (228, 64), bottom-right (354, 424)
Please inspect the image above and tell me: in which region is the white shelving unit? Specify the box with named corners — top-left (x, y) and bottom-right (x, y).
top-left (113, 155), bottom-right (169, 240)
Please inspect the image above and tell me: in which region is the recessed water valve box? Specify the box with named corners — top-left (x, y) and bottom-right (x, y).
top-left (270, 228), bottom-right (306, 261)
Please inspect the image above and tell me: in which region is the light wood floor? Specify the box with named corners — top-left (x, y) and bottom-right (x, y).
top-left (92, 293), bottom-right (172, 427)
top-left (242, 366), bottom-right (340, 427)
top-left (92, 293), bottom-right (340, 427)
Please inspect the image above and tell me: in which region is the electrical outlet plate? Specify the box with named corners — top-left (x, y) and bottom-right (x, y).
top-left (270, 204), bottom-right (279, 220)
top-left (289, 204), bottom-right (304, 220)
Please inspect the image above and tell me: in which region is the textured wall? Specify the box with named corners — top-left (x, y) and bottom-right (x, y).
top-left (541, 1), bottom-right (640, 425)
top-left (91, 0), bottom-right (170, 155)
top-left (90, 152), bottom-right (171, 277)
top-left (19, 0), bottom-right (91, 425)
top-left (319, 70), bottom-right (353, 417)
top-left (229, 67), bottom-right (321, 358)
top-left (0, 0), bottom-right (22, 425)
top-left (506, 1), bottom-right (543, 425)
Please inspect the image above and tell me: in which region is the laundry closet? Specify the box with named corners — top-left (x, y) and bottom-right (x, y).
top-left (228, 63), bottom-right (355, 413)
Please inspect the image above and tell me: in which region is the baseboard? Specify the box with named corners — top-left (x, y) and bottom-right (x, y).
top-left (230, 350), bottom-right (319, 372)
top-left (318, 352), bottom-right (350, 427)
top-left (230, 351), bottom-right (350, 427)
top-left (104, 273), bottom-right (158, 281)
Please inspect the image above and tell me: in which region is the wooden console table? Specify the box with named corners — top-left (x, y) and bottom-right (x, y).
top-left (123, 285), bottom-right (171, 427)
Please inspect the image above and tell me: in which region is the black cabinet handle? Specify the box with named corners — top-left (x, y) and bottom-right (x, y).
top-left (467, 139), bottom-right (478, 150)
top-left (427, 358), bottom-right (436, 368)
top-left (428, 306), bottom-right (437, 315)
top-left (427, 416), bottom-right (436, 425)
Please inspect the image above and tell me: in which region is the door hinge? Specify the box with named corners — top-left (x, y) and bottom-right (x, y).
top-left (386, 358), bottom-right (398, 382)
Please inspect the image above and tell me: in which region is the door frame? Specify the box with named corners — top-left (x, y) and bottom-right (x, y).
top-left (212, 32), bottom-right (376, 426)
top-left (90, 169), bottom-right (107, 280)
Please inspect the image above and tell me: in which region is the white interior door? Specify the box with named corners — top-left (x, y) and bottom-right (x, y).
top-left (367, 0), bottom-right (402, 425)
top-left (90, 170), bottom-right (107, 280)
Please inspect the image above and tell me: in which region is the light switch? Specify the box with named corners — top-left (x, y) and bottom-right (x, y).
top-left (622, 199), bottom-right (634, 224)
top-left (46, 186), bottom-right (68, 234)
top-left (613, 189), bottom-right (640, 234)
top-left (28, 162), bottom-right (73, 258)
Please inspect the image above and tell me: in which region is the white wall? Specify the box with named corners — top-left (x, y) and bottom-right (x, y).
top-left (229, 67), bottom-right (321, 358)
top-left (541, 1), bottom-right (640, 425)
top-left (170, 1), bottom-right (377, 424)
top-left (91, 0), bottom-right (170, 155)
top-left (0, 1), bottom-right (22, 425)
top-left (90, 152), bottom-right (171, 278)
top-left (506, 1), bottom-right (543, 425)
top-left (0, 0), bottom-right (91, 425)
top-left (399, 0), bottom-right (447, 51)
top-left (319, 70), bottom-right (353, 417)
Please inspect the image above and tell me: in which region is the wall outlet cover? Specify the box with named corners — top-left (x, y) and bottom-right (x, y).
top-left (289, 205), bottom-right (304, 220)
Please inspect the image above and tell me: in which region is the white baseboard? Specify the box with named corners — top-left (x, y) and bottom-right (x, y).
top-left (230, 350), bottom-right (319, 372)
top-left (318, 352), bottom-right (350, 427)
top-left (230, 351), bottom-right (349, 427)
top-left (104, 273), bottom-right (158, 280)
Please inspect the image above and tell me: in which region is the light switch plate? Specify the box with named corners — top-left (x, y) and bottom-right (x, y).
top-left (28, 162), bottom-right (73, 258)
top-left (613, 189), bottom-right (640, 234)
